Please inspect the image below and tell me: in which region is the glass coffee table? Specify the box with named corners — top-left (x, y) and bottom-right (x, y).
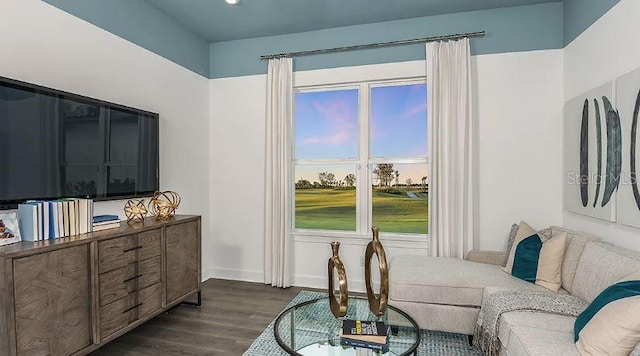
top-left (274, 297), bottom-right (420, 355)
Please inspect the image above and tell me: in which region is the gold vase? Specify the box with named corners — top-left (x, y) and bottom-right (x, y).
top-left (365, 227), bottom-right (389, 316)
top-left (328, 241), bottom-right (348, 318)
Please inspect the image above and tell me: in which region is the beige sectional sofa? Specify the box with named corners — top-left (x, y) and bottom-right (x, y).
top-left (389, 226), bottom-right (640, 355)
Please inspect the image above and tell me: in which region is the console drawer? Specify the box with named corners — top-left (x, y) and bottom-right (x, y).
top-left (138, 229), bottom-right (161, 261)
top-left (138, 255), bottom-right (161, 289)
top-left (139, 282), bottom-right (162, 318)
top-left (98, 282), bottom-right (162, 338)
top-left (98, 235), bottom-right (137, 273)
top-left (98, 230), bottom-right (161, 274)
top-left (99, 255), bottom-right (161, 306)
top-left (99, 293), bottom-right (138, 338)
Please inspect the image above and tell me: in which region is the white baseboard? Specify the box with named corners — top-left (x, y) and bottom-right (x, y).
top-left (205, 268), bottom-right (379, 294)
top-left (204, 267), bottom-right (263, 283)
top-left (293, 274), bottom-right (368, 293)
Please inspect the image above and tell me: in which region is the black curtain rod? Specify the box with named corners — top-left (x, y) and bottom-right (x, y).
top-left (260, 31), bottom-right (485, 60)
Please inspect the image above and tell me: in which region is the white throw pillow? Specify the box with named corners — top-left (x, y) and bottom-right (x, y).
top-left (575, 271), bottom-right (640, 356)
top-left (502, 221), bottom-right (567, 292)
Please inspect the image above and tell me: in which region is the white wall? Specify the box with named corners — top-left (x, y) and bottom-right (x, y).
top-left (0, 0), bottom-right (212, 272)
top-left (475, 50), bottom-right (564, 249)
top-left (209, 49), bottom-right (563, 290)
top-left (563, 0), bottom-right (640, 251)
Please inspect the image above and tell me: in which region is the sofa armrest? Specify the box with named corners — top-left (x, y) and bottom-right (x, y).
top-left (466, 250), bottom-right (507, 266)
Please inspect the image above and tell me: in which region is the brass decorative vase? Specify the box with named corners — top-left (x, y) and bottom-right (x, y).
top-left (365, 227), bottom-right (389, 316)
top-left (328, 241), bottom-right (349, 318)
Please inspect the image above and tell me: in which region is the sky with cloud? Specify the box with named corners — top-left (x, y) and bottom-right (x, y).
top-left (294, 83), bottom-right (428, 184)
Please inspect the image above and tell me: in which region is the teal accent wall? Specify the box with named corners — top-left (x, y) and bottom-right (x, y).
top-left (42, 0), bottom-right (622, 78)
top-left (563, 0), bottom-right (620, 45)
top-left (209, 3), bottom-right (563, 78)
top-left (43, 0), bottom-right (210, 77)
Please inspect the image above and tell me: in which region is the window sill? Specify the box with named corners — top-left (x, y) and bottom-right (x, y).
top-left (291, 229), bottom-right (429, 249)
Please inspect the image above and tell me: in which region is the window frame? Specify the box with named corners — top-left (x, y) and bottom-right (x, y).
top-left (291, 77), bottom-right (428, 241)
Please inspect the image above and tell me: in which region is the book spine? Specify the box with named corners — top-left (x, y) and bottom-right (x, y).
top-left (17, 204), bottom-right (36, 242)
top-left (340, 338), bottom-right (389, 353)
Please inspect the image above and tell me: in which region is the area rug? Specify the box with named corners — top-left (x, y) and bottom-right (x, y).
top-left (244, 291), bottom-right (482, 355)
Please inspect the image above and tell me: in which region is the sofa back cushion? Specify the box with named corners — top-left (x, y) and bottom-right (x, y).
top-left (572, 242), bottom-right (640, 302)
top-left (551, 226), bottom-right (600, 293)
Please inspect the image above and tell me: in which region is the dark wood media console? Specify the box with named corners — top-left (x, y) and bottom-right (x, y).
top-left (0, 215), bottom-right (202, 356)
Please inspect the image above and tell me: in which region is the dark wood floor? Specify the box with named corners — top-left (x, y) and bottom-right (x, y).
top-left (90, 279), bottom-right (310, 356)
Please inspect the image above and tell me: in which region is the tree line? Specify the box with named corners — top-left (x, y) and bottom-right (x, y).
top-left (295, 164), bottom-right (428, 191)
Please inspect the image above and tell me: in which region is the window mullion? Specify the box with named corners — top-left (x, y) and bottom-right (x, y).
top-left (357, 83), bottom-right (370, 234)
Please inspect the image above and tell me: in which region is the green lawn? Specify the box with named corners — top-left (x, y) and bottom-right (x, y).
top-left (295, 188), bottom-right (428, 234)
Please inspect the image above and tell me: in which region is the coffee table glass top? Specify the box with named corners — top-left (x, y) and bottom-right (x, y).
top-left (274, 297), bottom-right (420, 355)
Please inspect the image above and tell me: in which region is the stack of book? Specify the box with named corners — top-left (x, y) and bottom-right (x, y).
top-left (18, 198), bottom-right (94, 241)
top-left (339, 320), bottom-right (389, 353)
top-left (92, 215), bottom-right (121, 232)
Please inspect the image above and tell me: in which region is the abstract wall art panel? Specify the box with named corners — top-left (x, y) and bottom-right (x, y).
top-left (564, 82), bottom-right (617, 221)
top-left (615, 67), bottom-right (640, 228)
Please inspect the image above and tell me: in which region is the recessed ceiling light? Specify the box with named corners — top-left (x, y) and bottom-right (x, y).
top-left (225, 0), bottom-right (239, 4)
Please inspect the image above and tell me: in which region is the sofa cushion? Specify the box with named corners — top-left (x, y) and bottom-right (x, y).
top-left (509, 231), bottom-right (567, 292)
top-left (572, 242), bottom-right (640, 302)
top-left (575, 271), bottom-right (640, 356)
top-left (499, 311), bottom-right (577, 356)
top-left (503, 221), bottom-right (537, 273)
top-left (389, 256), bottom-right (547, 307)
top-left (505, 325), bottom-right (580, 356)
top-left (550, 226), bottom-right (601, 293)
top-left (505, 223), bottom-right (520, 261)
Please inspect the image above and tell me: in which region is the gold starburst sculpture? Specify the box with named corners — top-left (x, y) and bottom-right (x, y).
top-left (124, 199), bottom-right (148, 223)
top-left (148, 191), bottom-right (181, 220)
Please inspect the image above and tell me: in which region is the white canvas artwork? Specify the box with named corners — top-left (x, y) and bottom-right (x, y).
top-left (0, 212), bottom-right (21, 246)
top-left (563, 82), bottom-right (617, 221)
top-left (615, 67), bottom-right (640, 228)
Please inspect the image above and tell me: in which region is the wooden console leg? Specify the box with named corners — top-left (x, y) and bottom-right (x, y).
top-left (468, 334), bottom-right (474, 346)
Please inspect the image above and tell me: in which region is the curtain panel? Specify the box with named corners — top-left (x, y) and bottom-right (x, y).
top-left (264, 57), bottom-right (293, 287)
top-left (426, 38), bottom-right (476, 258)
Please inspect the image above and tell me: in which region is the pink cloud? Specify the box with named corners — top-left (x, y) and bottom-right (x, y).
top-left (301, 99), bottom-right (355, 145)
top-left (404, 102), bottom-right (427, 118)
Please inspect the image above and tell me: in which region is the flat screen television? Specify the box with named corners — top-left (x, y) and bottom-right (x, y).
top-left (0, 76), bottom-right (159, 210)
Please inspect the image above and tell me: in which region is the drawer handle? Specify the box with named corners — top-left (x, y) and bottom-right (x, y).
top-left (123, 274), bottom-right (143, 283)
top-left (123, 245), bottom-right (143, 253)
top-left (122, 303), bottom-right (143, 313)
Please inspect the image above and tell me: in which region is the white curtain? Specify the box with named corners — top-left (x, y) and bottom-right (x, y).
top-left (426, 38), bottom-right (475, 258)
top-left (264, 57), bottom-right (293, 287)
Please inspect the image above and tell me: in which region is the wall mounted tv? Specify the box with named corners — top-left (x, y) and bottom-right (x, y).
top-left (0, 76), bottom-right (159, 210)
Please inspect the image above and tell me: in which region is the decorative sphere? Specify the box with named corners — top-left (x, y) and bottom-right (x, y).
top-left (148, 191), bottom-right (181, 220)
top-left (124, 199), bottom-right (148, 223)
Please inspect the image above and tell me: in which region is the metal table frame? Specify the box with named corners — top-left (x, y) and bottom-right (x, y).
top-left (274, 297), bottom-right (420, 356)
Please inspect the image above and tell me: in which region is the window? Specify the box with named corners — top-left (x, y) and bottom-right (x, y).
top-left (293, 80), bottom-right (428, 236)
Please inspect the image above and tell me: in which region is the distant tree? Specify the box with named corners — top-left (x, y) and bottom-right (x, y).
top-left (327, 172), bottom-right (336, 187)
top-left (421, 176), bottom-right (428, 192)
top-left (313, 181), bottom-right (321, 188)
top-left (373, 164), bottom-right (394, 188)
top-left (406, 178), bottom-right (412, 189)
top-left (296, 179), bottom-right (312, 189)
top-left (395, 170), bottom-right (400, 188)
top-left (344, 174), bottom-right (356, 187)
top-left (318, 172), bottom-right (329, 187)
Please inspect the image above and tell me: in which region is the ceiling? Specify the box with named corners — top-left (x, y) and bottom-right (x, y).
top-left (144, 0), bottom-right (560, 43)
